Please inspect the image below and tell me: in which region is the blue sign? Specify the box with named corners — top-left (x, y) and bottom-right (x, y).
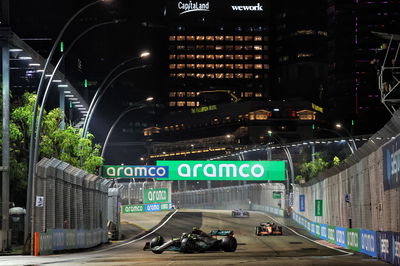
top-left (311, 222), bottom-right (316, 235)
top-left (383, 136), bottom-right (400, 190)
top-left (144, 203), bottom-right (161, 212)
top-left (393, 232), bottom-right (400, 265)
top-left (378, 231), bottom-right (393, 263)
top-left (360, 229), bottom-right (378, 257)
top-left (289, 192), bottom-right (294, 207)
top-left (335, 227), bottom-right (347, 248)
top-left (320, 224), bottom-right (328, 240)
top-left (299, 194), bottom-right (305, 212)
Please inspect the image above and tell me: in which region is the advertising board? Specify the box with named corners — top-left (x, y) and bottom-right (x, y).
top-left (378, 231), bottom-right (393, 263)
top-left (360, 229), bottom-right (378, 257)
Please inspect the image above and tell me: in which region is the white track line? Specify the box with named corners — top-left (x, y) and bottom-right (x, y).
top-left (259, 211), bottom-right (353, 256)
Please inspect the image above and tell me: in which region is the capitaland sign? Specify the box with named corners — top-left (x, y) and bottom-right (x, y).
top-left (156, 160), bottom-right (285, 181)
top-left (103, 165), bottom-right (168, 178)
top-left (383, 135), bottom-right (400, 190)
top-left (178, 1), bottom-right (210, 15)
top-left (231, 3), bottom-right (263, 11)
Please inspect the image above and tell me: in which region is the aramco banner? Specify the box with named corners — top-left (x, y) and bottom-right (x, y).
top-left (103, 165), bottom-right (168, 178)
top-left (155, 160), bottom-right (285, 181)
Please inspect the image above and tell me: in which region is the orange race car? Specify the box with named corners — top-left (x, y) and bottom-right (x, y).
top-left (255, 222), bottom-right (283, 236)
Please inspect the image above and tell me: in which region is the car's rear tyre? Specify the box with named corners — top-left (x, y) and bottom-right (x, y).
top-left (150, 236), bottom-right (165, 248)
top-left (221, 236), bottom-right (237, 252)
top-left (180, 237), bottom-right (195, 253)
top-left (152, 248), bottom-right (164, 254)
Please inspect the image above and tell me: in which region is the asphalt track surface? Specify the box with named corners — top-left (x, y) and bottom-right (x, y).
top-left (0, 209), bottom-right (390, 265)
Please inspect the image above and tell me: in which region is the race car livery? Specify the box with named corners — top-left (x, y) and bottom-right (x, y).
top-left (255, 222), bottom-right (283, 236)
top-left (232, 209), bottom-right (250, 218)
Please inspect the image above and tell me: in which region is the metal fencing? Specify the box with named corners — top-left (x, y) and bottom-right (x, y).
top-left (34, 158), bottom-right (112, 254)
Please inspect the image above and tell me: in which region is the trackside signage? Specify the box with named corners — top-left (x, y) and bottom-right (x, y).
top-left (103, 165), bottom-right (168, 178)
top-left (144, 188), bottom-right (169, 204)
top-left (155, 160), bottom-right (285, 181)
top-left (383, 135), bottom-right (400, 190)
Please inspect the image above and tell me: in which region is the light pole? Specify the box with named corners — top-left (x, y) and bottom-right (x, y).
top-left (25, 0), bottom-right (111, 251)
top-left (82, 53), bottom-right (151, 138)
top-left (335, 123), bottom-right (357, 152)
top-left (314, 127), bottom-right (355, 155)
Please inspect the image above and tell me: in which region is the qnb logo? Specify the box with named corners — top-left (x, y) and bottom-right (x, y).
top-left (231, 3), bottom-right (263, 11)
top-left (381, 239), bottom-right (389, 254)
top-left (390, 149), bottom-right (400, 175)
top-left (178, 1), bottom-right (210, 15)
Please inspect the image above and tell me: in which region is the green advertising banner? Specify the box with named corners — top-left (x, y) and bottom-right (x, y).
top-left (144, 188), bottom-right (169, 204)
top-left (273, 191), bottom-right (282, 199)
top-left (156, 161), bottom-right (286, 181)
top-left (346, 228), bottom-right (360, 252)
top-left (122, 204), bottom-right (144, 213)
top-left (327, 225), bottom-right (336, 244)
top-left (315, 200), bottom-right (323, 216)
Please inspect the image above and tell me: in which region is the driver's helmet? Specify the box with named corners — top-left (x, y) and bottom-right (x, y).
top-left (181, 233), bottom-right (188, 239)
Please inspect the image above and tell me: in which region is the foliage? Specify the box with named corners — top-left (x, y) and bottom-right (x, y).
top-left (296, 153), bottom-right (330, 182)
top-left (0, 92), bottom-right (103, 207)
top-left (333, 156), bottom-right (340, 166)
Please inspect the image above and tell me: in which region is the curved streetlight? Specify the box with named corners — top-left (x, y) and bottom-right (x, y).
top-left (335, 123), bottom-right (357, 152)
top-left (25, 0), bottom-right (111, 250)
top-left (315, 127), bottom-right (355, 154)
top-left (82, 53), bottom-right (151, 138)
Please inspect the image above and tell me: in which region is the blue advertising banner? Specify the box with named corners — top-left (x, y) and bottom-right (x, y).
top-left (335, 226), bottom-right (347, 248)
top-left (311, 222), bottom-right (316, 235)
top-left (299, 194), bottom-right (305, 212)
top-left (393, 232), bottom-right (400, 266)
top-left (382, 136), bottom-right (400, 190)
top-left (378, 231), bottom-right (393, 263)
top-left (315, 223), bottom-right (321, 237)
top-left (144, 203), bottom-right (161, 212)
top-left (360, 229), bottom-right (378, 257)
top-left (320, 224), bottom-right (328, 240)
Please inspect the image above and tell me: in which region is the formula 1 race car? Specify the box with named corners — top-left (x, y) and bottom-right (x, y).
top-left (232, 209), bottom-right (250, 218)
top-left (255, 222), bottom-right (283, 236)
top-left (144, 228), bottom-right (237, 254)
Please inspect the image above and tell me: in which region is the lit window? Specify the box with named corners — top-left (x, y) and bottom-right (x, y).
top-left (245, 64), bottom-right (253, 69)
top-left (297, 53), bottom-right (313, 58)
top-left (245, 45), bottom-right (253, 50)
top-left (186, 73), bottom-right (195, 77)
top-left (169, 101), bottom-right (176, 107)
top-left (177, 73), bottom-right (185, 78)
top-left (215, 36), bottom-right (224, 41)
top-left (216, 73), bottom-right (224, 79)
top-left (169, 54), bottom-right (176, 60)
top-left (196, 64), bottom-right (205, 69)
top-left (196, 54), bottom-right (205, 60)
top-left (235, 45), bottom-right (243, 51)
top-left (187, 101), bottom-right (196, 106)
top-left (186, 54), bottom-right (195, 60)
top-left (215, 54), bottom-right (224, 60)
top-left (206, 36), bottom-right (215, 41)
top-left (177, 64), bottom-right (185, 69)
top-left (255, 110), bottom-right (270, 120)
top-left (225, 64), bottom-right (234, 69)
top-left (254, 64), bottom-right (263, 69)
top-left (187, 64), bottom-right (195, 69)
top-left (177, 54), bottom-right (185, 60)
top-left (254, 45), bottom-right (263, 50)
top-left (254, 36), bottom-right (262, 41)
top-left (177, 45), bottom-right (185, 50)
top-left (169, 64), bottom-right (176, 69)
top-left (206, 64), bottom-right (215, 69)
top-left (244, 55), bottom-right (253, 60)
top-left (169, 36), bottom-right (176, 41)
top-left (225, 55), bottom-right (234, 60)
top-left (317, 31), bottom-right (328, 36)
top-left (196, 102), bottom-right (200, 106)
top-left (235, 64), bottom-right (243, 69)
top-left (235, 54), bottom-right (243, 60)
top-left (206, 73), bottom-right (215, 78)
top-left (187, 92), bottom-right (195, 97)
top-left (225, 45), bottom-right (233, 50)
top-left (196, 45), bottom-right (205, 50)
top-left (254, 74), bottom-right (261, 79)
top-left (254, 54), bottom-right (262, 60)
top-left (225, 36), bottom-right (234, 41)
top-left (177, 92), bottom-right (185, 97)
top-left (216, 64), bottom-right (224, 69)
top-left (297, 110), bottom-right (316, 120)
top-left (186, 36), bottom-right (195, 41)
top-left (215, 45), bottom-right (224, 50)
top-left (196, 73), bottom-right (205, 78)
top-left (244, 92), bottom-right (253, 97)
top-left (196, 36), bottom-right (205, 41)
top-left (177, 101), bottom-right (186, 107)
top-left (235, 36), bottom-right (243, 41)
top-left (255, 92), bottom-right (263, 97)
top-left (244, 73), bottom-right (253, 78)
top-left (169, 73), bottom-right (176, 77)
top-left (225, 73), bottom-right (234, 78)
top-left (177, 36), bottom-right (185, 41)
top-left (235, 73), bottom-right (243, 78)
top-left (206, 54), bottom-right (215, 60)
top-left (206, 45), bottom-right (214, 50)
top-left (169, 92), bottom-right (176, 97)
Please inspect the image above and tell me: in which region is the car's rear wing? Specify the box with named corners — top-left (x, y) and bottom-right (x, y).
top-left (210, 230), bottom-right (234, 236)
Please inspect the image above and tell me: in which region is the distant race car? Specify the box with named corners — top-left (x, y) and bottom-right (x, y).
top-left (232, 209), bottom-right (250, 218)
top-left (255, 222), bottom-right (283, 236)
top-left (144, 228), bottom-right (237, 254)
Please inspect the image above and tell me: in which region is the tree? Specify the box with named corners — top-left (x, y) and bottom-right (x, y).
top-left (1, 92), bottom-right (103, 207)
top-left (296, 153), bottom-right (330, 182)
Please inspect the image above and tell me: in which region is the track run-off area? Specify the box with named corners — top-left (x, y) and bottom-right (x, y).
top-left (0, 209), bottom-right (390, 265)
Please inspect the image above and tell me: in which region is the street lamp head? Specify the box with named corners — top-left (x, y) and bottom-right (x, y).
top-left (267, 130), bottom-right (272, 135)
top-left (146, 96), bottom-right (154, 102)
top-left (335, 123), bottom-right (342, 129)
top-left (140, 51), bottom-right (150, 58)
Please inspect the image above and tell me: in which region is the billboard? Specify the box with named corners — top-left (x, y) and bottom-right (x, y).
top-left (103, 165), bottom-right (168, 178)
top-left (143, 188), bottom-right (169, 204)
top-left (156, 160), bottom-right (285, 181)
top-left (382, 135), bottom-right (400, 190)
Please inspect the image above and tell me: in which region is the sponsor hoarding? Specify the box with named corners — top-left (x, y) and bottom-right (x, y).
top-left (156, 160), bottom-right (285, 181)
top-left (378, 231), bottom-right (393, 263)
top-left (335, 226), bottom-right (347, 248)
top-left (346, 228), bottom-right (360, 252)
top-left (360, 229), bottom-right (378, 257)
top-left (122, 203), bottom-right (173, 213)
top-left (382, 135), bottom-right (400, 190)
top-left (320, 224), bottom-right (328, 240)
top-left (299, 194), bottom-right (305, 212)
top-left (144, 188), bottom-right (169, 204)
top-left (393, 232), bottom-right (400, 265)
top-left (103, 165), bottom-right (168, 178)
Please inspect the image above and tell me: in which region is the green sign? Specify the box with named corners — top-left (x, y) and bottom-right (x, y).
top-left (315, 200), bottom-right (323, 216)
top-left (346, 228), bottom-right (360, 252)
top-left (272, 191), bottom-right (282, 199)
top-left (160, 203), bottom-right (172, 210)
top-left (327, 225), bottom-right (336, 244)
top-left (191, 105), bottom-right (217, 114)
top-left (123, 204), bottom-right (144, 213)
top-left (144, 188), bottom-right (169, 204)
top-left (155, 161), bottom-right (285, 181)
